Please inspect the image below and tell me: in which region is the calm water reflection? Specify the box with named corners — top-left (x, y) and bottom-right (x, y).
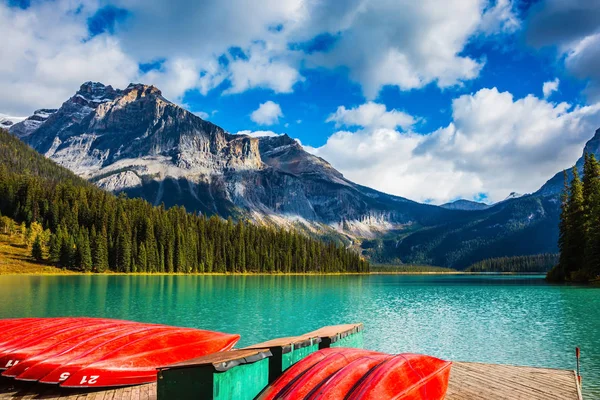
top-left (0, 274), bottom-right (598, 396)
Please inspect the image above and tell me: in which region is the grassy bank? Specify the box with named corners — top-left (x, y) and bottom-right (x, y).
top-left (0, 234), bottom-right (72, 274)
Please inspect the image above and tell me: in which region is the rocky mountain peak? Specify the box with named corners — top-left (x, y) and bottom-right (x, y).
top-left (74, 82), bottom-right (121, 106)
top-left (124, 83), bottom-right (162, 98)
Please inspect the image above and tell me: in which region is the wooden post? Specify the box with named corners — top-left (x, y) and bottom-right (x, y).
top-left (576, 347), bottom-right (581, 385)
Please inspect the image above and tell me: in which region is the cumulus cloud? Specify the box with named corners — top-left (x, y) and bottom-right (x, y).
top-left (1, 0), bottom-right (527, 116)
top-left (327, 102), bottom-right (415, 130)
top-left (250, 101), bottom-right (283, 125)
top-left (526, 0), bottom-right (600, 102)
top-left (295, 0), bottom-right (518, 98)
top-left (224, 42), bottom-right (303, 94)
top-left (542, 78), bottom-right (560, 98)
top-left (479, 0), bottom-right (520, 35)
top-left (309, 89), bottom-right (600, 204)
top-left (0, 1), bottom-right (138, 115)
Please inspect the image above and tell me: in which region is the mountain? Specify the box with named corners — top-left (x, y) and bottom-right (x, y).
top-left (9, 82), bottom-right (460, 239)
top-left (0, 113), bottom-right (25, 129)
top-left (374, 129), bottom-right (600, 267)
top-left (440, 199), bottom-right (490, 211)
top-left (9, 81), bottom-right (599, 269)
top-left (0, 127), bottom-right (367, 274)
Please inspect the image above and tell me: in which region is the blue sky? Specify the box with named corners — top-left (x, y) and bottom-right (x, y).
top-left (2, 0), bottom-right (600, 204)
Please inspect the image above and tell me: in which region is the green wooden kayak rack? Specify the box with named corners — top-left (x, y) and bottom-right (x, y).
top-left (157, 323), bottom-right (363, 400)
top-left (157, 349), bottom-right (271, 400)
top-left (244, 335), bottom-right (321, 382)
top-left (304, 323), bottom-right (364, 349)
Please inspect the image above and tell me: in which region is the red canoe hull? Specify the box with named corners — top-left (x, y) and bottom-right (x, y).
top-left (61, 337), bottom-right (239, 388)
top-left (3, 324), bottom-right (144, 378)
top-left (306, 354), bottom-right (392, 400)
top-left (0, 318), bottom-right (239, 388)
top-left (260, 349), bottom-right (452, 400)
top-left (347, 353), bottom-right (452, 400)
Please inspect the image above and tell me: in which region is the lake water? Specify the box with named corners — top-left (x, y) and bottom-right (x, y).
top-left (0, 274), bottom-right (598, 397)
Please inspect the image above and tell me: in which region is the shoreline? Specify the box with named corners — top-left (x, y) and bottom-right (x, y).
top-left (0, 271), bottom-right (548, 276)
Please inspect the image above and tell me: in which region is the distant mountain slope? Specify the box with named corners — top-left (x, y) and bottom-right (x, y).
top-left (10, 82), bottom-right (462, 238)
top-left (440, 199), bottom-right (490, 211)
top-left (368, 129), bottom-right (600, 268)
top-left (9, 81), bottom-right (599, 269)
top-left (0, 128), bottom-right (368, 274)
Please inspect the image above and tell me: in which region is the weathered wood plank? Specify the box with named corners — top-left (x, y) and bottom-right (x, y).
top-left (0, 361), bottom-right (582, 399)
top-left (447, 362), bottom-right (583, 400)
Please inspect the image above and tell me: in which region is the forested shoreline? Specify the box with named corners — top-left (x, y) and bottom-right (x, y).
top-left (466, 254), bottom-right (559, 273)
top-left (548, 154), bottom-right (600, 282)
top-left (0, 129), bottom-right (369, 274)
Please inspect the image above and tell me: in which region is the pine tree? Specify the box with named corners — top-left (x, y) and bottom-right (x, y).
top-left (565, 167), bottom-right (586, 279)
top-left (116, 228), bottom-right (131, 273)
top-left (75, 230), bottom-right (93, 272)
top-left (584, 154), bottom-right (600, 276)
top-left (31, 234), bottom-right (44, 261)
top-left (136, 243), bottom-right (147, 273)
top-left (92, 226), bottom-right (109, 272)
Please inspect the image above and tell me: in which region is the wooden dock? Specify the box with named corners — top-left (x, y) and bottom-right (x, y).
top-left (0, 361), bottom-right (583, 399)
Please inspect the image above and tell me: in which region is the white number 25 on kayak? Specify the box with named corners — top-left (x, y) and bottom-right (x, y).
top-left (5, 360), bottom-right (19, 367)
top-left (80, 375), bottom-right (100, 385)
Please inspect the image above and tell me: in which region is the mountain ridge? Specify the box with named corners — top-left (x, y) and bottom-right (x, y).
top-left (9, 81), bottom-right (600, 269)
top-left (10, 82), bottom-right (460, 238)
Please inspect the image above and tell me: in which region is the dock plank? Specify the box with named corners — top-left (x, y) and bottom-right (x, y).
top-left (446, 362), bottom-right (583, 400)
top-left (0, 361), bottom-right (582, 399)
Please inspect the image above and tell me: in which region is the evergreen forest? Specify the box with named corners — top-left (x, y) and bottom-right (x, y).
top-left (0, 129), bottom-right (369, 274)
top-left (548, 153), bottom-right (600, 282)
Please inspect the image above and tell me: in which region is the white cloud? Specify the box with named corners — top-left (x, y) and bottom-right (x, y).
top-left (542, 78), bottom-right (560, 98)
top-left (479, 0), bottom-right (520, 35)
top-left (0, 0), bottom-right (524, 114)
top-left (295, 0), bottom-right (516, 98)
top-left (309, 88), bottom-right (600, 204)
top-left (0, 1), bottom-right (138, 115)
top-left (224, 42), bottom-right (302, 94)
top-left (193, 111), bottom-right (210, 119)
top-left (235, 130), bottom-right (282, 138)
top-left (526, 0), bottom-right (600, 103)
top-left (250, 101), bottom-right (283, 125)
top-left (326, 102), bottom-right (415, 130)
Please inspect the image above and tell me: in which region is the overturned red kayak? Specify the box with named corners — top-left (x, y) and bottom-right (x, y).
top-left (3, 324), bottom-right (145, 378)
top-left (306, 353), bottom-right (392, 400)
top-left (259, 349), bottom-right (451, 400)
top-left (0, 318), bottom-right (239, 388)
top-left (347, 353), bottom-right (452, 400)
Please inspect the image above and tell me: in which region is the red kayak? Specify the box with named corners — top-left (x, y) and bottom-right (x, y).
top-left (0, 318), bottom-right (240, 388)
top-left (306, 354), bottom-right (392, 400)
top-left (3, 324), bottom-right (145, 378)
top-left (258, 348), bottom-right (378, 400)
top-left (62, 335), bottom-right (239, 387)
top-left (0, 319), bottom-right (132, 374)
top-left (13, 325), bottom-right (166, 381)
top-left (258, 348), bottom-right (346, 400)
top-left (347, 353), bottom-right (452, 400)
top-left (43, 328), bottom-right (238, 387)
top-left (276, 350), bottom-right (383, 399)
top-left (259, 349), bottom-right (451, 400)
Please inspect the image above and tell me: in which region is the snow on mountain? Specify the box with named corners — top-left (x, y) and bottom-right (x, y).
top-left (0, 113), bottom-right (25, 128)
top-left (9, 81), bottom-right (455, 238)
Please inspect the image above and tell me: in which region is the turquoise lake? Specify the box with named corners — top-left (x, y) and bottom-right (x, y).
top-left (0, 274), bottom-right (598, 397)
